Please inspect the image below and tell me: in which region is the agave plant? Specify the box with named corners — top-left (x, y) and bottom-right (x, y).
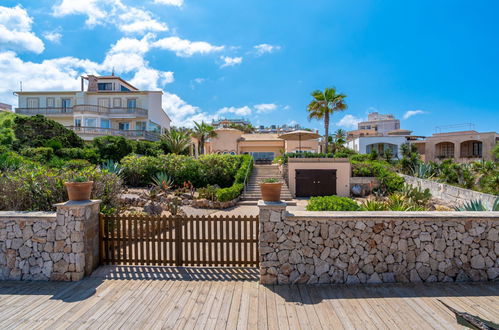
top-left (455, 198), bottom-right (499, 211)
top-left (360, 199), bottom-right (388, 211)
top-left (151, 172), bottom-right (174, 192)
top-left (100, 160), bottom-right (123, 177)
top-left (412, 163), bottom-right (436, 179)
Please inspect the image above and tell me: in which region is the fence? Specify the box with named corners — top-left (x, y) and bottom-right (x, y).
top-left (100, 214), bottom-right (259, 267)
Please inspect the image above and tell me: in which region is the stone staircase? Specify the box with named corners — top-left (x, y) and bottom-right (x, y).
top-left (240, 165), bottom-right (294, 204)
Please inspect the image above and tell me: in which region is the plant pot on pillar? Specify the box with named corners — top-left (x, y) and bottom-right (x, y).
top-left (65, 176), bottom-right (94, 201)
top-left (260, 178), bottom-right (282, 202)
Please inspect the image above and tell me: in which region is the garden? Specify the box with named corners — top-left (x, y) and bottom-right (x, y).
top-left (0, 112), bottom-right (252, 215)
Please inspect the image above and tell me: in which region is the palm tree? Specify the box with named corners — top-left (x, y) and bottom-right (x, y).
top-left (307, 88), bottom-right (347, 153)
top-left (160, 129), bottom-right (191, 154)
top-left (192, 121), bottom-right (217, 155)
top-left (334, 129), bottom-right (347, 146)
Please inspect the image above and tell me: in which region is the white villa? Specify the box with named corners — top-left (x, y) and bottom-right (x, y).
top-left (15, 75), bottom-right (171, 141)
top-left (346, 112), bottom-right (421, 157)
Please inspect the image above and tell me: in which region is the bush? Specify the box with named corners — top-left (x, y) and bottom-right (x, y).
top-left (198, 154), bottom-right (241, 187)
top-left (121, 155), bottom-right (163, 186)
top-left (306, 196), bottom-right (361, 211)
top-left (63, 159), bottom-right (93, 170)
top-left (131, 140), bottom-right (163, 156)
top-left (234, 154), bottom-right (253, 184)
top-left (216, 183), bottom-right (243, 202)
top-left (0, 150), bottom-right (28, 170)
top-left (57, 147), bottom-right (100, 164)
top-left (13, 114), bottom-right (83, 149)
top-left (197, 185), bottom-right (219, 201)
top-left (20, 147), bottom-right (54, 162)
top-left (92, 136), bottom-right (133, 161)
top-left (351, 161), bottom-right (375, 177)
top-left (352, 160), bottom-right (404, 194)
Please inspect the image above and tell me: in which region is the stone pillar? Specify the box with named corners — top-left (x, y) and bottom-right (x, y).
top-left (258, 200), bottom-right (287, 285)
top-left (54, 200), bottom-right (101, 281)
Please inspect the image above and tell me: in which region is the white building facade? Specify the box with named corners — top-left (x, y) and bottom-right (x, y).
top-left (15, 75), bottom-right (171, 141)
top-left (347, 135), bottom-right (412, 158)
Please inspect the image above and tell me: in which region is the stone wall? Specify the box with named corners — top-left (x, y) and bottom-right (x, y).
top-left (0, 200), bottom-right (101, 281)
top-left (401, 174), bottom-right (498, 209)
top-left (258, 201), bottom-right (499, 285)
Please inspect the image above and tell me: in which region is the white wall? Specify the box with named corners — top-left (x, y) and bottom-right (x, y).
top-left (147, 92), bottom-right (170, 131)
top-left (348, 136), bottom-right (408, 157)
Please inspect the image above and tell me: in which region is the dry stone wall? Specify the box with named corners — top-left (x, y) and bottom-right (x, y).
top-left (0, 200), bottom-right (101, 281)
top-left (258, 202), bottom-right (499, 285)
top-left (401, 174), bottom-right (498, 209)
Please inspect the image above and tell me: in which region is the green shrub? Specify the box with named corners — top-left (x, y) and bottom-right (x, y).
top-left (198, 154), bottom-right (241, 187)
top-left (92, 136), bottom-right (133, 161)
top-left (131, 140), bottom-right (163, 156)
top-left (20, 147), bottom-right (54, 162)
top-left (0, 150), bottom-right (28, 170)
top-left (349, 154), bottom-right (371, 162)
top-left (234, 154), bottom-right (253, 184)
top-left (121, 154), bottom-right (163, 186)
top-left (306, 196), bottom-right (361, 211)
top-left (197, 185), bottom-right (219, 201)
top-left (216, 183), bottom-right (244, 202)
top-left (13, 114), bottom-right (83, 149)
top-left (57, 147), bottom-right (100, 164)
top-left (158, 154), bottom-right (201, 186)
top-left (63, 159), bottom-right (93, 170)
top-left (351, 161), bottom-right (375, 177)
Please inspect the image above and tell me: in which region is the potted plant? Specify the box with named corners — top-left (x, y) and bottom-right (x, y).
top-left (65, 176), bottom-right (94, 201)
top-left (260, 178), bottom-right (282, 202)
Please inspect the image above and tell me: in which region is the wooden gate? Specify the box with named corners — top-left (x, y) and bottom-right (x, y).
top-left (99, 214), bottom-right (259, 267)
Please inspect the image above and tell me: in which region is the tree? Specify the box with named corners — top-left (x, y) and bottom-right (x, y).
top-left (229, 123), bottom-right (255, 133)
top-left (92, 136), bottom-right (133, 161)
top-left (160, 129), bottom-right (191, 154)
top-left (307, 88), bottom-right (347, 153)
top-left (192, 121), bottom-right (217, 155)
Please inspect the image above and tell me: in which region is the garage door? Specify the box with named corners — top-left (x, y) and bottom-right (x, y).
top-left (295, 169), bottom-right (337, 197)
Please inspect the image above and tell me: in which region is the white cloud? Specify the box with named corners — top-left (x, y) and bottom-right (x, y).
top-left (163, 92), bottom-right (214, 127)
top-left (52, 0), bottom-right (167, 34)
top-left (217, 106), bottom-right (252, 116)
top-left (220, 56), bottom-right (242, 68)
top-left (193, 78), bottom-right (205, 84)
top-left (153, 37), bottom-right (224, 57)
top-left (154, 0), bottom-right (184, 6)
top-left (0, 5), bottom-right (44, 54)
top-left (403, 110), bottom-right (427, 120)
top-left (254, 103), bottom-right (278, 114)
top-left (335, 114), bottom-right (364, 129)
top-left (43, 31), bottom-right (62, 43)
top-left (254, 43), bottom-right (281, 56)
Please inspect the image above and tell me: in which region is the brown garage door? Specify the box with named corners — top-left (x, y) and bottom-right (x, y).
top-left (295, 169), bottom-right (337, 197)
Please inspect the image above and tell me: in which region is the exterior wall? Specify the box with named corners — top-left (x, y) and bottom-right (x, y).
top-left (401, 174), bottom-right (498, 209)
top-left (239, 143), bottom-right (284, 155)
top-left (147, 92), bottom-right (170, 131)
top-left (421, 131), bottom-right (498, 162)
top-left (258, 202), bottom-right (499, 285)
top-left (284, 139), bottom-right (319, 153)
top-left (0, 201), bottom-right (101, 281)
top-left (287, 158), bottom-right (351, 197)
top-left (18, 92), bottom-right (77, 108)
top-left (208, 129), bottom-right (243, 154)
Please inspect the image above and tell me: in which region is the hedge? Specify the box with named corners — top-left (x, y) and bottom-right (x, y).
top-left (306, 196), bottom-right (361, 211)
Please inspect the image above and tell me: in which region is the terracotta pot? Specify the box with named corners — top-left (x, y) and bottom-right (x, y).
top-left (260, 182), bottom-right (282, 202)
top-left (64, 181), bottom-right (94, 201)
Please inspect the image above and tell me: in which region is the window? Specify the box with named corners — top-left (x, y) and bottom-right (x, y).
top-left (127, 99), bottom-right (137, 109)
top-left (74, 118), bottom-right (82, 127)
top-left (98, 98), bottom-right (110, 108)
top-left (46, 97), bottom-right (55, 108)
top-left (98, 83), bottom-right (113, 91)
top-left (472, 142), bottom-right (482, 157)
top-left (121, 85), bottom-right (131, 92)
top-left (84, 118), bottom-right (97, 127)
top-left (135, 121), bottom-right (146, 131)
top-left (100, 119), bottom-right (110, 129)
top-left (27, 97), bottom-right (39, 108)
top-left (61, 99), bottom-right (71, 112)
top-left (113, 98), bottom-right (122, 107)
top-left (119, 122), bottom-right (130, 130)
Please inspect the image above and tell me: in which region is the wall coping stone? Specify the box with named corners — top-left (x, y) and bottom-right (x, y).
top-left (288, 158), bottom-right (350, 163)
top-left (0, 211), bottom-right (56, 219)
top-left (257, 200), bottom-right (287, 210)
top-left (53, 200), bottom-right (101, 209)
top-left (286, 210), bottom-right (499, 221)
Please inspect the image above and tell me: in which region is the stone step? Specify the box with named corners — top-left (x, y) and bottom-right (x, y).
top-left (238, 200), bottom-right (297, 205)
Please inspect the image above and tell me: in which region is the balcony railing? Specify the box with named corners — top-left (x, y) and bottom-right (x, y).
top-left (67, 126), bottom-right (160, 141)
top-left (16, 104), bottom-right (148, 117)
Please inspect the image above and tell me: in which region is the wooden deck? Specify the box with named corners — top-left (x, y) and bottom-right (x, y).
top-left (0, 266), bottom-right (498, 329)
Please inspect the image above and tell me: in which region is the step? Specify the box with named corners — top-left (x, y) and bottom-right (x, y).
top-left (241, 197), bottom-right (293, 201)
top-left (238, 200), bottom-right (297, 206)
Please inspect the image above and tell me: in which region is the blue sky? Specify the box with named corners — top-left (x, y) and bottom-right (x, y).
top-left (0, 0), bottom-right (498, 135)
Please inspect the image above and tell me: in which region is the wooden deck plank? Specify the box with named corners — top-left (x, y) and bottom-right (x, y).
top-left (256, 284), bottom-right (270, 330)
top-left (272, 285), bottom-right (291, 330)
top-left (225, 281), bottom-right (244, 329)
top-left (183, 280), bottom-right (214, 329)
top-left (148, 280), bottom-right (191, 329)
top-left (307, 285), bottom-right (345, 329)
top-left (296, 285), bottom-right (323, 330)
top-left (264, 285), bottom-right (279, 330)
top-left (213, 280), bottom-right (237, 329)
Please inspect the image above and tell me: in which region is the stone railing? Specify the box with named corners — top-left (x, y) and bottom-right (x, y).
top-left (258, 201), bottom-right (499, 285)
top-left (0, 200), bottom-right (101, 281)
top-left (401, 174), bottom-right (498, 209)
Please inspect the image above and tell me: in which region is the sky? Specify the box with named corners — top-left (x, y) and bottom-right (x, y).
top-left (0, 0), bottom-right (498, 135)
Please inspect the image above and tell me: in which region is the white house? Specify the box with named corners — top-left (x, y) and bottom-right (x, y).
top-left (15, 75), bottom-right (171, 141)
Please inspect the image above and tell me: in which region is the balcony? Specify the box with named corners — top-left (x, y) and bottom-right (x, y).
top-left (66, 126), bottom-right (160, 141)
top-left (16, 104), bottom-right (148, 117)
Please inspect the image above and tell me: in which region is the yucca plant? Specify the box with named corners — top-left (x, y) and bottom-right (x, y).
top-left (455, 198), bottom-right (499, 211)
top-left (151, 172), bottom-right (174, 192)
top-left (100, 160), bottom-right (123, 177)
top-left (360, 199), bottom-right (388, 211)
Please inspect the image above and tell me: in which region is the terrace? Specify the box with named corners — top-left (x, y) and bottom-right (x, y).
top-left (15, 104), bottom-right (148, 118)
